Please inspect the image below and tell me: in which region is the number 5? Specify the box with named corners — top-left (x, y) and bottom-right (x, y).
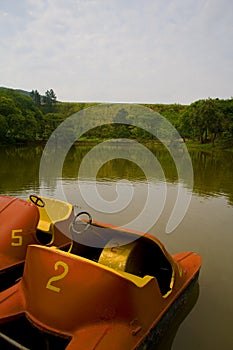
top-left (11, 229), bottom-right (23, 246)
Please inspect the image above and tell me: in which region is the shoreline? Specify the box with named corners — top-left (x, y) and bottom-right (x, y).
top-left (0, 139), bottom-right (232, 152)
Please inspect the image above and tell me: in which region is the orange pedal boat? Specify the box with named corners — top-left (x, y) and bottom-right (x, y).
top-left (0, 212), bottom-right (201, 349)
top-left (0, 195), bottom-right (74, 291)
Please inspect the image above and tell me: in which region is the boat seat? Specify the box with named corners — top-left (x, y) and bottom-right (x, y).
top-left (36, 220), bottom-right (53, 245)
top-left (68, 223), bottom-right (138, 262)
top-left (37, 220), bottom-right (51, 232)
top-left (98, 239), bottom-right (144, 275)
top-left (98, 236), bottom-right (173, 296)
top-left (68, 223), bottom-right (173, 295)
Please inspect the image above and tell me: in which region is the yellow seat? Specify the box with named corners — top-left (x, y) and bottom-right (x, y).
top-left (28, 196), bottom-right (73, 234)
top-left (37, 220), bottom-right (51, 233)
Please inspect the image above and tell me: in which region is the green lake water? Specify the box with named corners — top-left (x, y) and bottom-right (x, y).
top-left (0, 143), bottom-right (233, 349)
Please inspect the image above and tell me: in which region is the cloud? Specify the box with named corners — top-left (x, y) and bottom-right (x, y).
top-left (0, 0), bottom-right (232, 103)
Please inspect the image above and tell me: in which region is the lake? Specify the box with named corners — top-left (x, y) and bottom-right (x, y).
top-left (0, 142), bottom-right (233, 349)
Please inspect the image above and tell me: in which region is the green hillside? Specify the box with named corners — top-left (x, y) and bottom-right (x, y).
top-left (0, 87), bottom-right (232, 148)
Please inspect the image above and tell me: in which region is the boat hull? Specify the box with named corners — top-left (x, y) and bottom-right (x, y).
top-left (136, 272), bottom-right (200, 349)
top-left (0, 195), bottom-right (74, 291)
top-left (0, 218), bottom-right (201, 350)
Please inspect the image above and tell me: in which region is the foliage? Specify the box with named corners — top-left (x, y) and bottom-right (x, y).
top-left (0, 89), bottom-right (43, 142)
top-left (179, 98), bottom-right (232, 146)
top-left (30, 90), bottom-right (41, 107)
top-left (42, 89), bottom-right (57, 113)
top-left (0, 87), bottom-right (232, 148)
top-left (182, 99), bottom-right (221, 144)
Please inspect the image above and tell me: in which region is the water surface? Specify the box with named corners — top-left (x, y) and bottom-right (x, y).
top-left (0, 143), bottom-right (232, 349)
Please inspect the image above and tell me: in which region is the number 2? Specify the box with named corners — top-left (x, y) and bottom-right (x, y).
top-left (46, 261), bottom-right (69, 293)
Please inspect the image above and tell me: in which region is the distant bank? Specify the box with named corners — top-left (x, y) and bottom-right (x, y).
top-left (0, 87), bottom-right (232, 150)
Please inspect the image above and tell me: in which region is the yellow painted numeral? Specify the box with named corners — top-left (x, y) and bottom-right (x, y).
top-left (11, 229), bottom-right (23, 246)
top-left (46, 261), bottom-right (69, 293)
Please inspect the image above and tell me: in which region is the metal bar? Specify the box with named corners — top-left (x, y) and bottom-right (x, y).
top-left (0, 331), bottom-right (30, 350)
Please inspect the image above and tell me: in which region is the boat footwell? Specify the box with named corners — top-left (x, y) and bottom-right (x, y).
top-left (0, 274), bottom-right (199, 350)
top-left (0, 315), bottom-right (71, 350)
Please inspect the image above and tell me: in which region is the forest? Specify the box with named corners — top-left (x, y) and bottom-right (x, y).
top-left (0, 87), bottom-right (232, 148)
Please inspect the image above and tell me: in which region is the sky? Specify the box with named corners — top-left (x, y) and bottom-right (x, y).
top-left (0, 0), bottom-right (232, 104)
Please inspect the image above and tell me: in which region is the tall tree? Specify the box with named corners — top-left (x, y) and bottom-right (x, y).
top-left (205, 99), bottom-right (223, 145)
top-left (220, 98), bottom-right (233, 145)
top-left (187, 99), bottom-right (223, 144)
top-left (0, 114), bottom-right (8, 140)
top-left (43, 89), bottom-right (57, 112)
top-left (30, 90), bottom-right (41, 107)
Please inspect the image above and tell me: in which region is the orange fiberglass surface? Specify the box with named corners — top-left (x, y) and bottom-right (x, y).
top-left (0, 209), bottom-right (201, 350)
top-left (0, 195), bottom-right (73, 291)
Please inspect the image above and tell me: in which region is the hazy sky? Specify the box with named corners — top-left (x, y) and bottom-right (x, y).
top-left (0, 0), bottom-right (232, 104)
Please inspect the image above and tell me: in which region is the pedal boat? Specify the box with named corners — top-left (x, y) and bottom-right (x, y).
top-left (0, 212), bottom-right (201, 349)
top-left (0, 195), bottom-right (73, 291)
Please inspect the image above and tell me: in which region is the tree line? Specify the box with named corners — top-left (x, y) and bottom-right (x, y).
top-left (30, 89), bottom-right (57, 112)
top-left (0, 88), bottom-right (88, 142)
top-left (0, 87), bottom-right (232, 148)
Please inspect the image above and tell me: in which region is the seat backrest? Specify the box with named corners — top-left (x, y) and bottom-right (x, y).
top-left (99, 236), bottom-right (173, 296)
top-left (22, 244), bottom-right (155, 334)
top-left (98, 238), bottom-right (144, 274)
